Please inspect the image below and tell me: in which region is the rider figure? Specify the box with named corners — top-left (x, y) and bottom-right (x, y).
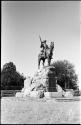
top-left (39, 36), bottom-right (49, 58)
top-left (43, 40), bottom-right (49, 57)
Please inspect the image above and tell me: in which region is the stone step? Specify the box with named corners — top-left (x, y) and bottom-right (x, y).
top-left (44, 92), bottom-right (63, 98)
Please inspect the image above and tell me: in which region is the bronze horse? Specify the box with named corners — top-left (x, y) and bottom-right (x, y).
top-left (38, 41), bottom-right (54, 69)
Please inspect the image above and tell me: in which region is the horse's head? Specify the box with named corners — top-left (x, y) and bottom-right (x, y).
top-left (50, 42), bottom-right (54, 50)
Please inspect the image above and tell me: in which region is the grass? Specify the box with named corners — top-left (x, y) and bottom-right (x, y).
top-left (1, 96), bottom-right (81, 124)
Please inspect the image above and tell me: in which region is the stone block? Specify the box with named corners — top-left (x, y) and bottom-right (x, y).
top-left (64, 91), bottom-right (73, 97)
top-left (24, 76), bottom-right (32, 89)
top-left (29, 91), bottom-right (39, 98)
top-left (44, 92), bottom-right (63, 98)
top-left (49, 92), bottom-right (63, 98)
top-left (15, 92), bottom-right (23, 97)
top-left (44, 92), bottom-right (51, 98)
top-left (23, 89), bottom-right (30, 97)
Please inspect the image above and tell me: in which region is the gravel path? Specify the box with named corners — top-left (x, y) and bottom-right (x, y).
top-left (1, 97), bottom-right (81, 124)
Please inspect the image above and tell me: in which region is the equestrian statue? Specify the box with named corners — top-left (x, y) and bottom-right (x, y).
top-left (38, 35), bottom-right (54, 69)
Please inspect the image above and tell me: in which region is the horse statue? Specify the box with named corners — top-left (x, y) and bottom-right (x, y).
top-left (38, 36), bottom-right (54, 69)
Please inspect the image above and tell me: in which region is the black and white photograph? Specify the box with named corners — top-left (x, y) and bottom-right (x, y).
top-left (1, 1), bottom-right (81, 124)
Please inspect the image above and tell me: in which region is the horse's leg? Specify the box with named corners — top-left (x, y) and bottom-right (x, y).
top-left (49, 58), bottom-right (51, 66)
top-left (38, 57), bottom-right (40, 69)
top-left (47, 58), bottom-right (48, 66)
top-left (48, 57), bottom-right (51, 66)
top-left (43, 59), bottom-right (45, 68)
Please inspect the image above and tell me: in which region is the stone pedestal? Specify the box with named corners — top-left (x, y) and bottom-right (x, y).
top-left (16, 66), bottom-right (63, 98)
top-left (48, 77), bottom-right (57, 92)
top-left (46, 66), bottom-right (57, 92)
top-left (31, 66), bottom-right (57, 92)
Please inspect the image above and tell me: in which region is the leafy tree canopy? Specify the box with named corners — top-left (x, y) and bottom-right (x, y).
top-left (1, 62), bottom-right (26, 90)
top-left (51, 60), bottom-right (78, 90)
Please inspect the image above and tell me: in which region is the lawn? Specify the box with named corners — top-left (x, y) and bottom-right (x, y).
top-left (1, 96), bottom-right (81, 124)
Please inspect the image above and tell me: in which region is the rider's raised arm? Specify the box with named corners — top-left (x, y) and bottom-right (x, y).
top-left (39, 35), bottom-right (42, 42)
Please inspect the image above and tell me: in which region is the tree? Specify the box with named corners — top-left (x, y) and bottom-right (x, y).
top-left (51, 60), bottom-right (78, 90)
top-left (1, 62), bottom-right (26, 90)
top-left (2, 62), bottom-right (16, 73)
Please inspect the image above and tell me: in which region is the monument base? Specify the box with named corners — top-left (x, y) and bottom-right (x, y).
top-left (44, 91), bottom-right (63, 98)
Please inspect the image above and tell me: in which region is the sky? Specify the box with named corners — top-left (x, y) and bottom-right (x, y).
top-left (1, 1), bottom-right (81, 88)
